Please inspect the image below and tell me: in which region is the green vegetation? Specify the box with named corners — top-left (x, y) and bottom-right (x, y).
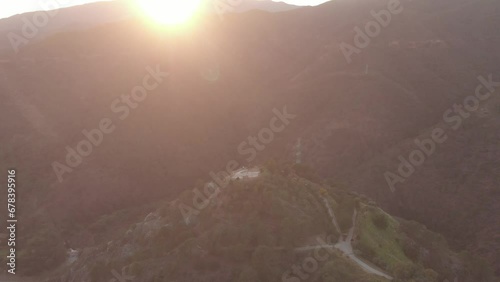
top-left (373, 212), bottom-right (389, 230)
top-left (18, 222), bottom-right (67, 275)
top-left (332, 190), bottom-right (356, 232)
top-left (237, 266), bottom-right (259, 282)
top-left (356, 206), bottom-right (414, 274)
top-left (51, 165), bottom-right (497, 282)
top-left (320, 256), bottom-right (388, 282)
top-left (89, 260), bottom-right (109, 282)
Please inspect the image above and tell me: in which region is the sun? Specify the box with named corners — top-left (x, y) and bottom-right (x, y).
top-left (136, 0), bottom-right (202, 25)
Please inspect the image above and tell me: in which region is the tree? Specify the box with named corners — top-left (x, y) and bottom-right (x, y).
top-left (265, 159), bottom-right (278, 174)
top-left (251, 245), bottom-right (280, 280)
top-left (393, 263), bottom-right (417, 280)
top-left (372, 213), bottom-right (388, 230)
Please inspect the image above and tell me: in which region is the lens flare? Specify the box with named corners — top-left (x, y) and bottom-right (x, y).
top-left (136, 0), bottom-right (201, 25)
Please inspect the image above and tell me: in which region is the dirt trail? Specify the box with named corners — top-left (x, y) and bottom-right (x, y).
top-left (322, 197), bottom-right (342, 237)
top-left (332, 208), bottom-right (393, 280)
top-left (296, 196), bottom-right (394, 280)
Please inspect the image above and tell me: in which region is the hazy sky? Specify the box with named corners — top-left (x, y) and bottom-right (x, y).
top-left (0, 0), bottom-right (330, 19)
top-left (279, 0), bottom-right (330, 5)
top-left (0, 0), bottom-right (110, 19)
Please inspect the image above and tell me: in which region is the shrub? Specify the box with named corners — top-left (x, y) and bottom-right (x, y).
top-left (372, 213), bottom-right (388, 230)
top-left (251, 245), bottom-right (281, 280)
top-left (128, 262), bottom-right (143, 276)
top-left (337, 210), bottom-right (354, 231)
top-left (89, 261), bottom-right (109, 282)
top-left (237, 266), bottom-right (259, 282)
top-left (393, 263), bottom-right (417, 280)
top-left (19, 227), bottom-right (66, 275)
top-left (194, 257), bottom-right (221, 272)
top-left (357, 241), bottom-right (376, 261)
top-left (402, 238), bottom-right (419, 262)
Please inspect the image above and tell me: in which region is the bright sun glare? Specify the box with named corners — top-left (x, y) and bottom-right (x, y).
top-left (136, 0), bottom-right (202, 25)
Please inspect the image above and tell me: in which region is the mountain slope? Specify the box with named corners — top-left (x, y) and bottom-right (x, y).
top-left (0, 1), bottom-right (135, 53)
top-left (49, 168), bottom-right (494, 282)
top-left (0, 0), bottom-right (499, 278)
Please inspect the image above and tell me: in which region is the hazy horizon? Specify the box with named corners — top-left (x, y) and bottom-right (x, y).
top-left (0, 0), bottom-right (330, 20)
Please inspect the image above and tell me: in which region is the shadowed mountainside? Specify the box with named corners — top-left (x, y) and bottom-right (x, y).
top-left (0, 0), bottom-right (499, 278)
